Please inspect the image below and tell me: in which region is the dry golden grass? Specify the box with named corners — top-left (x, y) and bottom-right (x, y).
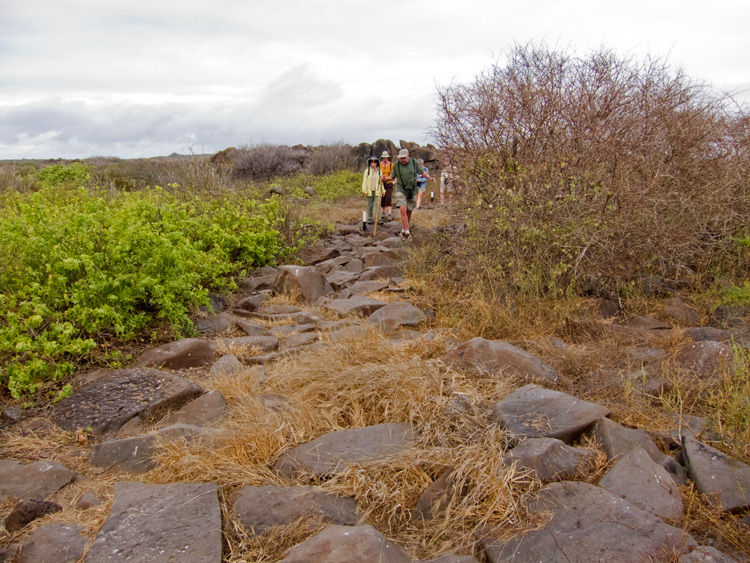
top-left (142, 327), bottom-right (543, 561)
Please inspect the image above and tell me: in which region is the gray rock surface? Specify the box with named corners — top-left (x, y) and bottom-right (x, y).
top-left (321, 296), bottom-right (387, 317)
top-left (0, 460), bottom-right (76, 500)
top-left (683, 436), bottom-right (750, 513)
top-left (209, 353), bottom-right (246, 376)
top-left (367, 301), bottom-right (426, 332)
top-left (234, 485), bottom-right (359, 534)
top-left (599, 446), bottom-right (683, 519)
top-left (337, 280), bottom-right (389, 298)
top-left (442, 337), bottom-right (558, 383)
top-left (492, 384), bottom-right (610, 443)
top-left (279, 524), bottom-right (412, 563)
top-left (51, 368), bottom-right (204, 438)
top-left (593, 416), bottom-right (663, 462)
top-left (678, 545), bottom-right (739, 562)
top-left (90, 424), bottom-right (214, 473)
top-left (674, 341), bottom-right (735, 381)
top-left (16, 522), bottom-right (88, 563)
top-left (137, 337), bottom-right (217, 368)
top-left (85, 481), bottom-right (221, 562)
top-left (275, 423), bottom-right (419, 478)
top-left (274, 265), bottom-right (334, 303)
top-left (4, 498), bottom-right (62, 532)
top-left (155, 389), bottom-right (227, 428)
top-left (482, 481), bottom-right (696, 562)
top-left (504, 437), bottom-right (594, 482)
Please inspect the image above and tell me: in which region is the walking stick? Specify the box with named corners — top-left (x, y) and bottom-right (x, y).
top-left (373, 180), bottom-right (383, 236)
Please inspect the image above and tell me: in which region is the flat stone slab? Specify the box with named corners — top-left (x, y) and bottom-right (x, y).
top-left (321, 296), bottom-right (387, 317)
top-left (503, 437), bottom-right (594, 482)
top-left (325, 269), bottom-right (361, 291)
top-left (15, 522), bottom-right (88, 563)
top-left (599, 446), bottom-right (683, 519)
top-left (85, 481), bottom-right (221, 562)
top-left (155, 389), bottom-right (227, 428)
top-left (367, 301), bottom-right (426, 332)
top-left (0, 460), bottom-right (76, 500)
top-left (482, 481), bottom-right (696, 562)
top-left (137, 337), bottom-right (217, 369)
top-left (279, 524), bottom-right (412, 563)
top-left (442, 337), bottom-right (558, 383)
top-left (674, 341), bottom-right (735, 381)
top-left (209, 353), bottom-right (246, 376)
top-left (235, 485), bottom-right (359, 534)
top-left (214, 335), bottom-right (279, 356)
top-left (51, 368), bottom-right (204, 438)
top-left (337, 280), bottom-right (389, 298)
top-left (593, 416), bottom-right (663, 462)
top-left (492, 384), bottom-right (610, 443)
top-left (683, 436), bottom-right (750, 513)
top-left (90, 424), bottom-right (215, 473)
top-left (275, 423), bottom-right (419, 478)
top-left (275, 265), bottom-right (334, 304)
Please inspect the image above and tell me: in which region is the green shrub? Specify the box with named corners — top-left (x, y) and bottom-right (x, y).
top-left (271, 169), bottom-right (361, 201)
top-left (0, 184), bottom-right (286, 398)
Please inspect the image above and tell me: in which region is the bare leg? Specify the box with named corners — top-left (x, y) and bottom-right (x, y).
top-left (400, 206), bottom-right (409, 231)
top-left (416, 192), bottom-right (422, 208)
top-left (440, 190), bottom-right (445, 205)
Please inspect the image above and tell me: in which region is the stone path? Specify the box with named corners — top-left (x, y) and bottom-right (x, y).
top-left (1, 217), bottom-right (749, 562)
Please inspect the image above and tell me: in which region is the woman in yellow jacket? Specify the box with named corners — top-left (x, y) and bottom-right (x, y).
top-left (362, 156), bottom-right (385, 224)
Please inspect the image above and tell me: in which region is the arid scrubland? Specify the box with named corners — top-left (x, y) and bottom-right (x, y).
top-left (1, 42), bottom-right (749, 561)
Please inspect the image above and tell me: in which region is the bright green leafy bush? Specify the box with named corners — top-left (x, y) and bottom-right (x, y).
top-left (0, 168), bottom-right (288, 398)
top-left (271, 170), bottom-right (360, 201)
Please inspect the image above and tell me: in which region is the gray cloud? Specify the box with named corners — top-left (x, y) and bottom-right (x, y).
top-left (1, 0), bottom-right (748, 159)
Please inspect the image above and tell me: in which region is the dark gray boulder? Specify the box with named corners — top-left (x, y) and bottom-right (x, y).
top-left (85, 481), bottom-right (221, 562)
top-left (599, 446), bottom-right (683, 519)
top-left (51, 368), bottom-right (204, 438)
top-left (442, 337), bottom-right (558, 383)
top-left (504, 437), bottom-right (594, 482)
top-left (481, 481), bottom-right (696, 562)
top-left (137, 337), bottom-right (217, 369)
top-left (279, 524), bottom-right (412, 563)
top-left (234, 485), bottom-right (359, 534)
top-left (367, 301), bottom-right (426, 332)
top-left (90, 424), bottom-right (215, 473)
top-left (492, 384), bottom-right (609, 443)
top-left (0, 460), bottom-right (75, 500)
top-left (592, 416), bottom-right (663, 462)
top-left (682, 436), bottom-right (750, 513)
top-left (275, 423), bottom-right (418, 478)
top-left (274, 265), bottom-right (334, 303)
top-left (15, 522), bottom-right (88, 563)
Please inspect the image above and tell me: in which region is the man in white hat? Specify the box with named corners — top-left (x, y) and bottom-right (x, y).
top-left (392, 148), bottom-right (420, 239)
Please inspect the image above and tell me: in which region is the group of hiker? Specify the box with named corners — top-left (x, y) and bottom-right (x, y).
top-left (362, 148), bottom-right (455, 240)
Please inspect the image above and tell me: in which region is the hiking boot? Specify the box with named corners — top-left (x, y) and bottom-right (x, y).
top-left (401, 230), bottom-right (411, 240)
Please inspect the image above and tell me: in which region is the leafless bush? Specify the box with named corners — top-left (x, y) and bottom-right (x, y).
top-left (435, 42), bottom-right (750, 295)
top-left (302, 141), bottom-right (358, 175)
top-left (233, 143), bottom-right (307, 180)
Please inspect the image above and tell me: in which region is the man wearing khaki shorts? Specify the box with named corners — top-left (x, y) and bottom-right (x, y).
top-left (393, 148), bottom-right (420, 239)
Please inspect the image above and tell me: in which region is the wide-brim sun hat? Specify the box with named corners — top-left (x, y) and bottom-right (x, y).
top-left (397, 148), bottom-right (409, 159)
top-left (367, 156), bottom-right (379, 163)
top-left (381, 151), bottom-right (391, 158)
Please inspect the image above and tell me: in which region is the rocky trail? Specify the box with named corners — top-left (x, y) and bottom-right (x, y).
top-left (1, 212), bottom-right (750, 562)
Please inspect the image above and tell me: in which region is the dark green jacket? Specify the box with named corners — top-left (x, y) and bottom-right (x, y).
top-left (393, 158), bottom-right (420, 192)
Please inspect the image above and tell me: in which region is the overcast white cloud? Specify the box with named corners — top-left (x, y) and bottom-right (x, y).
top-left (1, 0), bottom-right (748, 159)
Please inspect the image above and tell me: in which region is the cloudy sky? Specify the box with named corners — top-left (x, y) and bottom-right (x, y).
top-left (1, 0), bottom-right (748, 159)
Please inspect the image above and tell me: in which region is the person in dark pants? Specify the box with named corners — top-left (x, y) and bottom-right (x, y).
top-left (379, 151), bottom-right (394, 221)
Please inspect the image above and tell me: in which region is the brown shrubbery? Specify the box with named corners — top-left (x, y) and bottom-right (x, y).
top-left (435, 42), bottom-right (750, 297)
